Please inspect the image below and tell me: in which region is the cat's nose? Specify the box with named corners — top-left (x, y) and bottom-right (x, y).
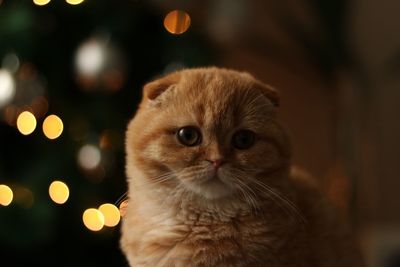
top-left (206, 159), bottom-right (225, 169)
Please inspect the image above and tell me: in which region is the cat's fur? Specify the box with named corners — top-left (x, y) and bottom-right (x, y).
top-left (120, 67), bottom-right (365, 267)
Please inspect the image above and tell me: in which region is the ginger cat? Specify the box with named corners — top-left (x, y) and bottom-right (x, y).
top-left (120, 67), bottom-right (365, 267)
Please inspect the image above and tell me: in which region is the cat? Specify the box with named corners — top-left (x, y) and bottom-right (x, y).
top-left (120, 67), bottom-right (365, 267)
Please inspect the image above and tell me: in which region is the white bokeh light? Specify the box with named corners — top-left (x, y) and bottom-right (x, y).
top-left (78, 144), bottom-right (101, 170)
top-left (75, 40), bottom-right (105, 77)
top-left (2, 53), bottom-right (20, 73)
top-left (0, 69), bottom-right (15, 108)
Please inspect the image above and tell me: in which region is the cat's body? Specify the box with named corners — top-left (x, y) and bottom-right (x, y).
top-left (120, 67), bottom-right (365, 267)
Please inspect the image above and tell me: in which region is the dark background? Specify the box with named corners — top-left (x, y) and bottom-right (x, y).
top-left (0, 0), bottom-right (399, 266)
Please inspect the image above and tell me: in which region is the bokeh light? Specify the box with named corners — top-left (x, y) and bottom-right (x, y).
top-left (82, 208), bottom-right (104, 231)
top-left (33, 0), bottom-right (51, 6)
top-left (78, 144), bottom-right (101, 170)
top-left (66, 0), bottom-right (84, 5)
top-left (42, 114), bottom-right (64, 139)
top-left (0, 69), bottom-right (16, 108)
top-left (16, 111), bottom-right (37, 135)
top-left (99, 129), bottom-right (122, 150)
top-left (75, 39), bottom-right (105, 77)
top-left (4, 105), bottom-right (18, 126)
top-left (0, 184), bottom-right (13, 206)
top-left (103, 69), bottom-right (124, 92)
top-left (30, 96), bottom-right (49, 119)
top-left (98, 203), bottom-right (120, 227)
top-left (49, 181), bottom-right (70, 204)
top-left (74, 33), bottom-right (125, 92)
top-left (2, 53), bottom-right (20, 73)
top-left (13, 186), bottom-right (34, 209)
top-left (164, 10), bottom-right (191, 34)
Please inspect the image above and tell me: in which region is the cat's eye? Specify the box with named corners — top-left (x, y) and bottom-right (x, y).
top-left (232, 129), bottom-right (255, 150)
top-left (177, 126), bottom-right (201, 146)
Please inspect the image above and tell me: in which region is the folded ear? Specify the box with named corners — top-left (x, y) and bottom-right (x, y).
top-left (142, 72), bottom-right (181, 102)
top-left (254, 80), bottom-right (280, 107)
top-left (240, 72), bottom-right (279, 107)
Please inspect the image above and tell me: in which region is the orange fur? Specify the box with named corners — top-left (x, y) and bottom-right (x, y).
top-left (120, 67), bottom-right (365, 266)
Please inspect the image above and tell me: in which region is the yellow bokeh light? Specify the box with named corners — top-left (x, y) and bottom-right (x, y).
top-left (164, 10), bottom-right (191, 35)
top-left (49, 181), bottom-right (69, 204)
top-left (16, 111), bottom-right (37, 135)
top-left (83, 208), bottom-right (104, 231)
top-left (33, 0), bottom-right (51, 6)
top-left (0, 184), bottom-right (13, 206)
top-left (98, 203), bottom-right (121, 227)
top-left (66, 0), bottom-right (84, 5)
top-left (42, 114), bottom-right (63, 139)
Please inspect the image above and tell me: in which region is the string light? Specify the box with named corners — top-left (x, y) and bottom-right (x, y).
top-left (0, 184), bottom-right (13, 206)
top-left (33, 0), bottom-right (51, 6)
top-left (49, 181), bottom-right (70, 204)
top-left (82, 208), bottom-right (104, 231)
top-left (98, 203), bottom-right (120, 227)
top-left (66, 0), bottom-right (84, 5)
top-left (42, 114), bottom-right (64, 139)
top-left (16, 111), bottom-right (37, 135)
top-left (0, 69), bottom-right (16, 108)
top-left (164, 10), bottom-right (191, 34)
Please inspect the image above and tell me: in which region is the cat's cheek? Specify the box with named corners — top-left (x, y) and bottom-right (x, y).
top-left (234, 143), bottom-right (282, 170)
top-left (160, 142), bottom-right (202, 166)
top-left (146, 138), bottom-right (185, 163)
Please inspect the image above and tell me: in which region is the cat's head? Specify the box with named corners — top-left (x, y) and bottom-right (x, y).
top-left (126, 67), bottom-right (291, 200)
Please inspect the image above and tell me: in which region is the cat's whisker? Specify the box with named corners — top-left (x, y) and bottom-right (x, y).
top-left (237, 166), bottom-right (263, 174)
top-left (131, 171), bottom-right (177, 192)
top-left (152, 174), bottom-right (176, 184)
top-left (180, 167), bottom-right (212, 184)
top-left (250, 178), bottom-right (307, 225)
top-left (233, 168), bottom-right (305, 223)
top-left (239, 181), bottom-right (259, 210)
top-left (251, 181), bottom-right (298, 222)
top-left (227, 172), bottom-right (259, 212)
top-left (180, 170), bottom-right (201, 181)
top-left (234, 178), bottom-right (260, 214)
top-left (115, 191), bottom-right (129, 207)
top-left (146, 174), bottom-right (175, 187)
top-left (236, 185), bottom-right (254, 212)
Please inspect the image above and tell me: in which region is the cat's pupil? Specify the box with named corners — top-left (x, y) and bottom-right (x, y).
top-left (232, 130), bottom-right (255, 150)
top-left (177, 127), bottom-right (201, 146)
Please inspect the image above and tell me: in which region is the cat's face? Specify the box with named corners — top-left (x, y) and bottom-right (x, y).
top-left (126, 68), bottom-right (290, 200)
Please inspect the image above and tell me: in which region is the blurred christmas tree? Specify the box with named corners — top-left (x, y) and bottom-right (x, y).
top-left (0, 1), bottom-right (213, 266)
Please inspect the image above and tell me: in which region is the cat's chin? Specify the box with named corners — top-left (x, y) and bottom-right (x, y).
top-left (183, 178), bottom-right (234, 200)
